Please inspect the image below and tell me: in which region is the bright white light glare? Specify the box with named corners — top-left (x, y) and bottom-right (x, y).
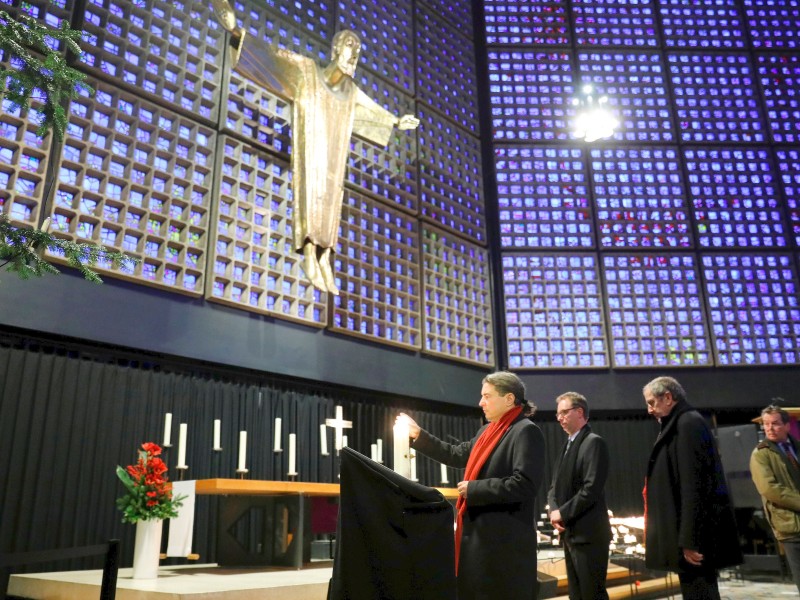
top-left (572, 84), bottom-right (620, 142)
top-left (574, 106), bottom-right (619, 142)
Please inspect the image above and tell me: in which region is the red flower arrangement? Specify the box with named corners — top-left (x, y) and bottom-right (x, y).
top-left (116, 442), bottom-right (185, 523)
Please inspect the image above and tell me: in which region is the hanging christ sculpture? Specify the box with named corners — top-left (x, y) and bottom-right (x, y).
top-left (211, 1), bottom-right (420, 295)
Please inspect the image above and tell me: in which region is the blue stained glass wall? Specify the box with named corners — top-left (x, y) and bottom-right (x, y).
top-left (487, 0), bottom-right (800, 368)
top-left (0, 0), bottom-right (491, 368)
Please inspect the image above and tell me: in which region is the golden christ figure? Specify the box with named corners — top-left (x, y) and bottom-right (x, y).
top-left (211, 0), bottom-right (420, 295)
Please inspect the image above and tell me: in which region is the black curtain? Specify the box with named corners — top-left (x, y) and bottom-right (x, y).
top-left (0, 337), bottom-right (479, 571)
top-left (0, 336), bottom-right (658, 575)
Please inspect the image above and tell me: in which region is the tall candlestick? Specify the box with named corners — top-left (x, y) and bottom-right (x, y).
top-left (213, 419), bottom-right (221, 450)
top-left (334, 406), bottom-right (343, 451)
top-left (342, 435), bottom-right (348, 448)
top-left (177, 423), bottom-right (188, 468)
top-left (320, 424), bottom-right (329, 456)
top-left (288, 433), bottom-right (297, 475)
top-left (370, 443), bottom-right (378, 461)
top-left (377, 438), bottom-right (383, 463)
top-left (440, 463), bottom-right (449, 484)
top-left (393, 417), bottom-right (411, 478)
top-left (163, 413), bottom-right (172, 447)
top-left (410, 448), bottom-right (417, 481)
top-left (238, 431), bottom-right (247, 471)
top-left (273, 417), bottom-right (282, 452)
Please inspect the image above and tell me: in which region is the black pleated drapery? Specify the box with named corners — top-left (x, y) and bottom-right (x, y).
top-left (0, 340), bottom-right (479, 572)
top-left (0, 339), bottom-right (658, 576)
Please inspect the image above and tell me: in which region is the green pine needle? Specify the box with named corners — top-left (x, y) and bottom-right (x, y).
top-left (0, 10), bottom-right (92, 140)
top-left (0, 216), bottom-right (139, 283)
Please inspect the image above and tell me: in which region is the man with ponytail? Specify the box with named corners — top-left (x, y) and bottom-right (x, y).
top-left (398, 371), bottom-right (545, 600)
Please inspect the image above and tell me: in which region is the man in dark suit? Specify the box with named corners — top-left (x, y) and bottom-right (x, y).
top-left (643, 376), bottom-right (742, 600)
top-left (547, 392), bottom-right (611, 600)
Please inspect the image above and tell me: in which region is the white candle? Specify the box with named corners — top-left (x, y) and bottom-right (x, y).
top-left (410, 448), bottom-right (417, 481)
top-left (163, 413), bottom-right (172, 447)
top-left (177, 423), bottom-right (188, 467)
top-left (370, 443), bottom-right (378, 461)
top-left (213, 419), bottom-right (221, 450)
top-left (440, 463), bottom-right (449, 484)
top-left (238, 431), bottom-right (247, 471)
top-left (334, 406), bottom-right (343, 451)
top-left (273, 417), bottom-right (282, 452)
top-left (342, 435), bottom-right (348, 448)
top-left (320, 423), bottom-right (328, 455)
top-left (393, 418), bottom-right (411, 478)
top-left (377, 438), bottom-right (383, 463)
top-left (288, 433), bottom-right (297, 474)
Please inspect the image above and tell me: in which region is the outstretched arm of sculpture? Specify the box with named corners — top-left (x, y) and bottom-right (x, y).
top-left (397, 114), bottom-right (420, 130)
top-left (353, 88), bottom-right (420, 146)
top-left (211, 0), bottom-right (237, 32)
top-left (210, 0), bottom-right (301, 97)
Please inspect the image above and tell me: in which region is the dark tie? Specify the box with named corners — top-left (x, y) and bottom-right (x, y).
top-left (564, 439), bottom-right (572, 456)
top-left (782, 442), bottom-right (799, 470)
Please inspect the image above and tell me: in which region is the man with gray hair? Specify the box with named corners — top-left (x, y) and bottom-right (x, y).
top-left (642, 376), bottom-right (741, 599)
top-left (547, 391), bottom-right (611, 599)
top-left (750, 403), bottom-right (800, 594)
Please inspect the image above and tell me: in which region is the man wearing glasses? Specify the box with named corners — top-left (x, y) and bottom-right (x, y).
top-left (547, 392), bottom-right (612, 600)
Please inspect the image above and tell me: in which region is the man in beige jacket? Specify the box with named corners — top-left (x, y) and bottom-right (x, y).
top-left (750, 404), bottom-right (800, 594)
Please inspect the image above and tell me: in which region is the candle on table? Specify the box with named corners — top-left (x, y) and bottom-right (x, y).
top-left (238, 431), bottom-right (247, 471)
top-left (377, 438), bottom-right (383, 463)
top-left (370, 443), bottom-right (377, 461)
top-left (163, 413), bottom-right (172, 447)
top-left (335, 406), bottom-right (343, 451)
top-left (177, 423), bottom-right (188, 468)
top-left (288, 433), bottom-right (297, 475)
top-left (320, 424), bottom-right (329, 455)
top-left (213, 419), bottom-right (221, 450)
top-left (273, 417), bottom-right (282, 452)
top-left (410, 448), bottom-right (417, 481)
top-left (393, 417), bottom-right (411, 479)
top-left (440, 463), bottom-right (449, 484)
top-left (342, 435), bottom-right (348, 448)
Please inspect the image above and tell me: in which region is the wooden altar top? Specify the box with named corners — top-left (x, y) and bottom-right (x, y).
top-left (195, 478), bottom-right (459, 499)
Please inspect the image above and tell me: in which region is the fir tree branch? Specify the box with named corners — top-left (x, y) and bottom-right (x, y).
top-left (0, 215), bottom-right (139, 283)
top-left (0, 11), bottom-right (92, 140)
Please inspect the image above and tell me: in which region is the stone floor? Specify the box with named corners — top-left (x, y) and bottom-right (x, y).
top-left (6, 564), bottom-right (799, 599)
top-left (714, 570), bottom-right (798, 599)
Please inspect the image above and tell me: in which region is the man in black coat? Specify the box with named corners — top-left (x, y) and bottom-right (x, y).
top-left (547, 392), bottom-right (611, 600)
top-left (398, 371), bottom-right (545, 600)
top-left (643, 376), bottom-right (742, 600)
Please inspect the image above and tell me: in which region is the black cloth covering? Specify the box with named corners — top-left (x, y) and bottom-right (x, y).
top-left (328, 447), bottom-right (457, 600)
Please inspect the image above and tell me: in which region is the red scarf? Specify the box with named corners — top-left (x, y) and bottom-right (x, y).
top-left (642, 479), bottom-right (648, 538)
top-left (455, 405), bottom-right (523, 574)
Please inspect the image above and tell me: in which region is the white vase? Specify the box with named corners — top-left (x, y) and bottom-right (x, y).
top-left (132, 519), bottom-right (163, 579)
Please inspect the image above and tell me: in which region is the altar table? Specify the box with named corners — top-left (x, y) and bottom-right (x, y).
top-left (196, 479), bottom-right (457, 568)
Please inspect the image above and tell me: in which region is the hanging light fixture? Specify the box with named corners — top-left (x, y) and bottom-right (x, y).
top-left (572, 84), bottom-right (620, 143)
